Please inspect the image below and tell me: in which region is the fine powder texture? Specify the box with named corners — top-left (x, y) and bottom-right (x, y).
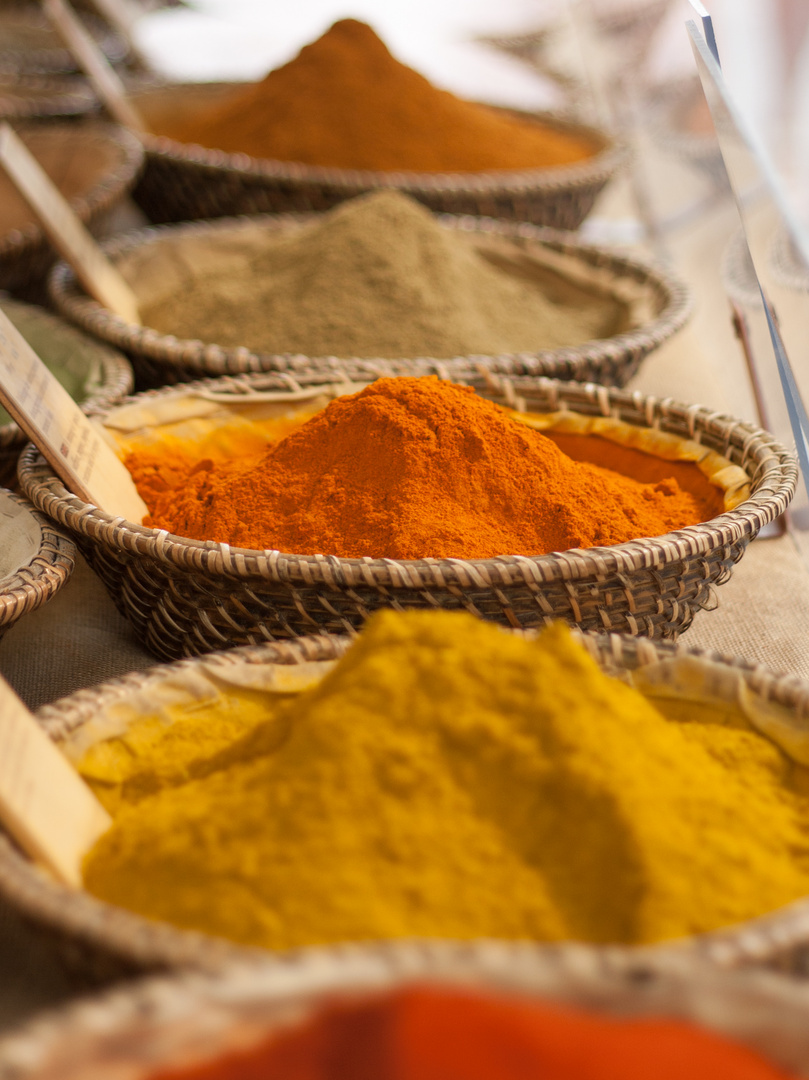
top-left (132, 191), bottom-right (627, 359)
top-left (82, 612), bottom-right (809, 950)
top-left (148, 987), bottom-right (799, 1080)
top-left (146, 19), bottom-right (598, 172)
top-left (127, 377), bottom-right (715, 560)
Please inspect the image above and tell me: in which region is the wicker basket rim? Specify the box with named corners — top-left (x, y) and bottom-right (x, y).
top-left (0, 489), bottom-right (74, 621)
top-left (5, 937), bottom-right (809, 1079)
top-left (0, 8), bottom-right (127, 72)
top-left (11, 629), bottom-right (809, 979)
top-left (47, 212), bottom-right (692, 374)
top-left (131, 89), bottom-right (628, 194)
top-left (0, 122), bottom-right (144, 259)
top-left (0, 72), bottom-right (96, 118)
top-left (16, 375), bottom-right (797, 584)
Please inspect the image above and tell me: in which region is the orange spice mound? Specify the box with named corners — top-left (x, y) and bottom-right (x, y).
top-left (127, 379), bottom-right (717, 561)
top-left (149, 19), bottom-right (597, 172)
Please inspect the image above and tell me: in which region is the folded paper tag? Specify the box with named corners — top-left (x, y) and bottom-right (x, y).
top-left (0, 123), bottom-right (140, 325)
top-left (0, 308), bottom-right (148, 521)
top-left (43, 0), bottom-right (147, 133)
top-left (0, 674), bottom-right (111, 887)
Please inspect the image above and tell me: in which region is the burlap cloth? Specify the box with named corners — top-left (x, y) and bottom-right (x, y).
top-left (0, 163), bottom-right (808, 1031)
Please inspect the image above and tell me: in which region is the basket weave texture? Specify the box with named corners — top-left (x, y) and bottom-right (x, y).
top-left (0, 490), bottom-right (75, 642)
top-left (0, 122), bottom-right (143, 293)
top-left (4, 631), bottom-right (809, 989)
top-left (127, 84), bottom-right (628, 229)
top-left (47, 213), bottom-right (691, 390)
top-left (16, 375), bottom-right (795, 662)
top-left (0, 74), bottom-right (97, 121)
top-left (0, 6), bottom-right (127, 75)
top-left (3, 944), bottom-right (809, 1080)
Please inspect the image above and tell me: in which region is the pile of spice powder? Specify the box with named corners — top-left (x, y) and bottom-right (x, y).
top-left (148, 987), bottom-right (800, 1080)
top-left (146, 19), bottom-right (597, 172)
top-left (82, 612), bottom-right (809, 950)
top-left (129, 191), bottom-right (627, 360)
top-left (126, 377), bottom-right (719, 560)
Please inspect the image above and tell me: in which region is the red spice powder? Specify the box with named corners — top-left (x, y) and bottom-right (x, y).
top-left (126, 378), bottom-right (718, 560)
top-left (148, 986), bottom-right (798, 1080)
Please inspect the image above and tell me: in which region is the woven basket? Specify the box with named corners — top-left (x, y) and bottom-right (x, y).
top-left (0, 4), bottom-right (128, 75)
top-left (47, 212), bottom-right (691, 389)
top-left (126, 81), bottom-right (628, 229)
top-left (3, 946), bottom-right (809, 1080)
top-left (16, 374), bottom-right (795, 661)
top-left (0, 299), bottom-right (133, 487)
top-left (0, 487), bottom-right (74, 642)
top-left (0, 74), bottom-right (97, 121)
top-left (3, 631), bottom-right (809, 988)
top-left (0, 121), bottom-right (143, 294)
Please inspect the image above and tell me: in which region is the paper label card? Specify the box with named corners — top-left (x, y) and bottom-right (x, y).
top-left (0, 309), bottom-right (148, 522)
top-left (0, 123), bottom-right (140, 325)
top-left (43, 0), bottom-right (147, 133)
top-left (0, 675), bottom-right (111, 888)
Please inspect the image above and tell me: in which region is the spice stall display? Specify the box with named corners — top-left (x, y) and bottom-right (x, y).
top-left (0, 298), bottom-right (132, 485)
top-left (0, 121), bottom-right (143, 294)
top-left (47, 194), bottom-right (690, 387)
top-left (128, 20), bottom-right (626, 228)
top-left (2, 1), bottom-right (809, 1070)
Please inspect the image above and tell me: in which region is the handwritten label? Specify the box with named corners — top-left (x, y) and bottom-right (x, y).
top-left (43, 0), bottom-right (147, 133)
top-left (0, 675), bottom-right (111, 887)
top-left (0, 124), bottom-right (140, 324)
top-left (0, 309), bottom-right (148, 522)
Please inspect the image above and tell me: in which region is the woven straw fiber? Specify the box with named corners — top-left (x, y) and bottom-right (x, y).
top-left (47, 212), bottom-right (690, 390)
top-left (0, 74), bottom-right (97, 121)
top-left (16, 374), bottom-right (795, 662)
top-left (0, 122), bottom-right (143, 293)
top-left (126, 82), bottom-right (627, 229)
top-left (4, 946), bottom-right (809, 1080)
top-left (0, 5), bottom-right (127, 75)
top-left (0, 490), bottom-right (75, 642)
top-left (3, 632), bottom-right (809, 989)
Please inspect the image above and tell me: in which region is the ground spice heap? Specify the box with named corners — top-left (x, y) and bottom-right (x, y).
top-left (131, 191), bottom-right (626, 359)
top-left (149, 987), bottom-right (800, 1080)
top-left (127, 377), bottom-right (715, 560)
top-left (82, 612), bottom-right (809, 950)
top-left (148, 19), bottom-right (597, 171)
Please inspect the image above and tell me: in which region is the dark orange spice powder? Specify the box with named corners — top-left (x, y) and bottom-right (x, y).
top-left (127, 378), bottom-right (717, 560)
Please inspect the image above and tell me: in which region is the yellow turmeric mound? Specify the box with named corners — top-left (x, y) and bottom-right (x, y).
top-left (82, 612), bottom-right (809, 949)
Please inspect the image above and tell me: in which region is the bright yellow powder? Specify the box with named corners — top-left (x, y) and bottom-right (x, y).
top-left (82, 612), bottom-right (809, 950)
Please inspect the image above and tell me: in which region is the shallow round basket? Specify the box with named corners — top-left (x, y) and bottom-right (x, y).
top-left (0, 74), bottom-right (97, 121)
top-left (0, 299), bottom-right (133, 487)
top-left (0, 4), bottom-right (128, 75)
top-left (0, 121), bottom-right (144, 294)
top-left (48, 211), bottom-right (691, 389)
top-left (16, 374), bottom-right (795, 661)
top-left (2, 947), bottom-right (809, 1079)
top-left (0, 487), bottom-right (74, 643)
top-left (5, 631), bottom-right (809, 987)
top-left (127, 82), bottom-right (628, 229)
